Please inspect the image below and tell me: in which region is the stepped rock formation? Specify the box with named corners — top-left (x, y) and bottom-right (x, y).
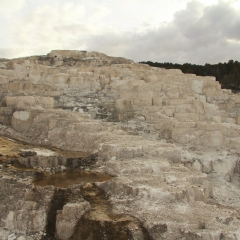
top-left (0, 50), bottom-right (240, 239)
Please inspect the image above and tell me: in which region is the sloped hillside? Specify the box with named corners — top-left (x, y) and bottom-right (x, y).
top-left (0, 50), bottom-right (240, 240)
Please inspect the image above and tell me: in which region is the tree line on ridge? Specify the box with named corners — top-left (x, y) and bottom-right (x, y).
top-left (140, 60), bottom-right (240, 92)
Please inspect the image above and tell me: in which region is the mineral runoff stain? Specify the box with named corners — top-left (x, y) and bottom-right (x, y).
top-left (0, 136), bottom-right (23, 161)
top-left (33, 170), bottom-right (112, 188)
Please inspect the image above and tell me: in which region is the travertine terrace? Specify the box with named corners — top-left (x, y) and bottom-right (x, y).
top-left (0, 50), bottom-right (240, 239)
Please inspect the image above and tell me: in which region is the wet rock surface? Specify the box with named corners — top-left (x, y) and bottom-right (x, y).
top-left (73, 183), bottom-right (151, 240)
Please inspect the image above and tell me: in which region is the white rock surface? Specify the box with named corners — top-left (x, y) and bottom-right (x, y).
top-left (0, 50), bottom-right (240, 239)
top-left (55, 201), bottom-right (90, 240)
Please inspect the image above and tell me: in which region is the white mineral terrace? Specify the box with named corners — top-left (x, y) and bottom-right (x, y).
top-left (0, 50), bottom-right (240, 240)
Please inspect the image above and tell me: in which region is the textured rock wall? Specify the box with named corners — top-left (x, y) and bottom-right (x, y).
top-left (1, 50), bottom-right (240, 151)
top-left (1, 50), bottom-right (240, 239)
top-left (0, 176), bottom-right (55, 235)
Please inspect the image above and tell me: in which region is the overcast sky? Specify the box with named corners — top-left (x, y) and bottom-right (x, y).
top-left (1, 0), bottom-right (240, 64)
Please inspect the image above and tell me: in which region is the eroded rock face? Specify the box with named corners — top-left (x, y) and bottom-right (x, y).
top-left (55, 201), bottom-right (91, 240)
top-left (0, 174), bottom-right (55, 236)
top-left (0, 50), bottom-right (240, 239)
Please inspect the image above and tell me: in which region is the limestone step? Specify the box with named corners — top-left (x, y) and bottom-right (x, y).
top-left (101, 158), bottom-right (211, 203)
top-left (98, 140), bottom-right (181, 163)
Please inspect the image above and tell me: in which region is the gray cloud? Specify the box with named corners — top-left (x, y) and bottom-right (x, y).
top-left (1, 0), bottom-right (240, 64)
top-left (84, 0), bottom-right (240, 64)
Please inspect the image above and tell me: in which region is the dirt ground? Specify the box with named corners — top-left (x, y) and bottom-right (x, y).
top-left (0, 136), bottom-right (25, 161)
